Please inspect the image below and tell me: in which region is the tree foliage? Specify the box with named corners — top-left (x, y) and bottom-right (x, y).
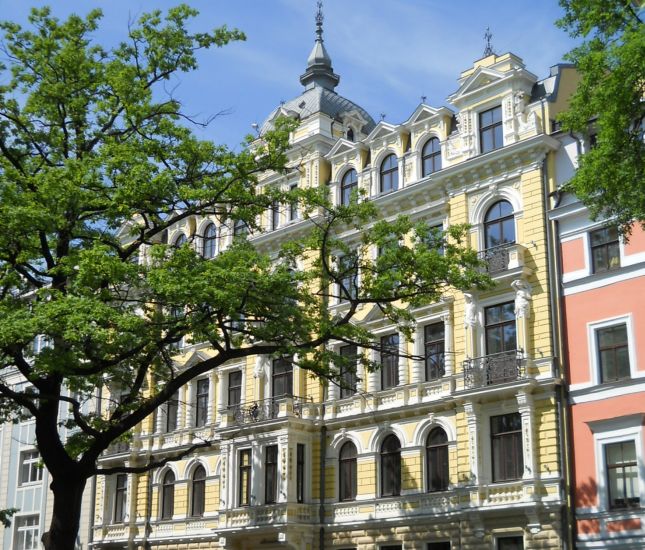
top-left (0, 6), bottom-right (488, 549)
top-left (557, 0), bottom-right (644, 235)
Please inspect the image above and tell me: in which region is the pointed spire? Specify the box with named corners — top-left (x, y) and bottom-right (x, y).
top-left (483, 26), bottom-right (495, 57)
top-left (300, 1), bottom-right (340, 91)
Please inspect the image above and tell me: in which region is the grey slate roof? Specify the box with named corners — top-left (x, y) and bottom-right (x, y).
top-left (260, 86), bottom-right (376, 135)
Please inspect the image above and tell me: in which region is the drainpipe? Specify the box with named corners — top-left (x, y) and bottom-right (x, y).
top-left (541, 146), bottom-right (573, 550)
top-left (319, 424), bottom-right (327, 550)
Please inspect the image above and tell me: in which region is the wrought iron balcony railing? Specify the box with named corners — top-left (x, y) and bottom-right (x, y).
top-left (463, 350), bottom-right (526, 389)
top-left (228, 395), bottom-right (310, 425)
top-left (479, 243), bottom-right (520, 275)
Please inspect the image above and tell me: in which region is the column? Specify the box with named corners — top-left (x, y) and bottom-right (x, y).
top-left (355, 346), bottom-right (365, 392)
top-left (410, 325), bottom-right (424, 384)
top-left (178, 384), bottom-right (187, 429)
top-left (207, 371), bottom-right (216, 425)
top-left (185, 382), bottom-right (194, 428)
top-left (463, 400), bottom-right (481, 484)
top-left (156, 401), bottom-right (165, 433)
top-left (442, 312), bottom-right (454, 376)
top-left (217, 371), bottom-right (226, 422)
top-left (398, 156), bottom-right (406, 188)
top-left (368, 348), bottom-right (380, 392)
top-left (517, 391), bottom-right (537, 481)
top-left (398, 331), bottom-right (409, 385)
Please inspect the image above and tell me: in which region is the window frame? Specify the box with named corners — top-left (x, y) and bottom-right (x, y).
top-left (228, 370), bottom-right (242, 408)
top-left (479, 105), bottom-right (503, 154)
top-left (164, 392), bottom-right (179, 433)
top-left (13, 515), bottom-right (40, 550)
top-left (339, 344), bottom-right (358, 398)
top-left (380, 334), bottom-right (400, 390)
top-left (605, 440), bottom-right (640, 510)
top-left (113, 473), bottom-right (128, 524)
top-left (483, 200), bottom-right (515, 250)
top-left (340, 168), bottom-right (358, 206)
top-left (379, 154), bottom-right (399, 194)
top-left (380, 434), bottom-right (402, 497)
top-left (587, 315), bottom-right (638, 386)
top-left (590, 226), bottom-right (620, 274)
top-left (238, 448), bottom-right (252, 507)
top-left (597, 323), bottom-right (630, 383)
top-left (421, 137), bottom-right (442, 177)
top-left (270, 200), bottom-right (281, 230)
top-left (202, 223), bottom-right (217, 258)
top-left (272, 357), bottom-right (293, 398)
top-left (190, 465), bottom-right (206, 517)
top-left (424, 322), bottom-right (445, 381)
top-left (484, 302), bottom-right (517, 355)
top-left (289, 182), bottom-right (299, 221)
top-left (339, 441), bottom-right (358, 501)
top-left (426, 427), bottom-right (449, 492)
top-left (265, 444), bottom-right (279, 504)
top-left (160, 470), bottom-right (175, 520)
top-left (490, 413), bottom-right (524, 482)
top-left (496, 535), bottom-right (524, 550)
top-left (19, 450), bottom-right (43, 485)
top-left (195, 378), bottom-right (209, 427)
top-left (337, 252), bottom-right (359, 303)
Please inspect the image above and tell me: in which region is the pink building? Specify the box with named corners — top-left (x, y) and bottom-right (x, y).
top-left (551, 133), bottom-right (645, 549)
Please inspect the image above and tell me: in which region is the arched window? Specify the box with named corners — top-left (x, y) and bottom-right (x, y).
top-left (161, 470), bottom-right (175, 519)
top-left (339, 441), bottom-right (357, 501)
top-left (421, 137), bottom-right (442, 177)
top-left (380, 154), bottom-right (398, 194)
top-left (202, 223), bottom-right (217, 258)
top-left (173, 233), bottom-right (187, 248)
top-left (426, 427), bottom-right (449, 492)
top-left (340, 169), bottom-right (358, 206)
top-left (346, 128), bottom-right (354, 142)
top-left (380, 434), bottom-right (401, 497)
top-left (191, 465), bottom-right (206, 517)
top-left (484, 200), bottom-right (515, 249)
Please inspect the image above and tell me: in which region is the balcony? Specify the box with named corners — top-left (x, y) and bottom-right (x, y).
top-left (226, 395), bottom-right (313, 425)
top-left (479, 243), bottom-right (527, 277)
top-left (103, 440), bottom-right (130, 456)
top-left (219, 503), bottom-right (315, 530)
top-left (463, 350), bottom-right (526, 389)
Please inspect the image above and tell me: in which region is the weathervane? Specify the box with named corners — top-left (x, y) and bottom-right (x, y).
top-left (483, 26), bottom-right (494, 57)
top-left (315, 1), bottom-right (324, 40)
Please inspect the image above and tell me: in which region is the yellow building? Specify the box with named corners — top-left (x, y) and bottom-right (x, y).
top-left (92, 10), bottom-right (580, 550)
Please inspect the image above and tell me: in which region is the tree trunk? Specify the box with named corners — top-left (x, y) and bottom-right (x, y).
top-left (42, 475), bottom-right (87, 550)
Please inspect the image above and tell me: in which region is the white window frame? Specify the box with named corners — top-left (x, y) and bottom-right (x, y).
top-left (476, 292), bottom-right (517, 359)
top-left (478, 402), bottom-right (524, 485)
top-left (19, 449), bottom-right (42, 485)
top-left (476, 102), bottom-right (505, 155)
top-left (590, 417), bottom-right (645, 514)
top-left (13, 515), bottom-right (40, 550)
top-left (587, 314), bottom-right (640, 386)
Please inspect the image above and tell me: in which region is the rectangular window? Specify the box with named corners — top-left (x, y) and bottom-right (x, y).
top-left (497, 536), bottom-right (524, 550)
top-left (239, 449), bottom-right (251, 507)
top-left (20, 450), bottom-right (42, 485)
top-left (428, 543), bottom-right (451, 550)
top-left (590, 226), bottom-right (620, 273)
top-left (233, 219), bottom-right (249, 238)
top-left (605, 440), bottom-right (640, 509)
top-left (272, 358), bottom-right (293, 397)
top-left (424, 323), bottom-right (445, 381)
top-left (164, 392), bottom-right (178, 433)
top-left (296, 443), bottom-right (305, 503)
top-left (338, 253), bottom-right (358, 302)
top-left (289, 183), bottom-right (299, 221)
top-left (479, 105), bottom-right (503, 153)
top-left (14, 515), bottom-right (39, 550)
top-left (265, 445), bottom-right (279, 504)
top-left (228, 371), bottom-right (242, 407)
top-left (270, 201), bottom-right (280, 230)
top-left (597, 324), bottom-right (630, 382)
top-left (195, 378), bottom-right (209, 427)
top-left (113, 474), bottom-right (127, 523)
top-left (491, 413), bottom-right (523, 482)
top-left (339, 344), bottom-right (358, 398)
top-left (485, 302), bottom-right (516, 355)
top-left (380, 334), bottom-right (399, 390)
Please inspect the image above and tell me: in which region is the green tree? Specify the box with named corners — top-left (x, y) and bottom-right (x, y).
top-left (557, 0), bottom-right (644, 235)
top-left (0, 6), bottom-right (488, 550)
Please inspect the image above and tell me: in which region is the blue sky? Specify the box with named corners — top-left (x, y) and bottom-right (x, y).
top-left (0, 0), bottom-right (577, 149)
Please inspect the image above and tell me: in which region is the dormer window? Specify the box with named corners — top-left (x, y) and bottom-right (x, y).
top-left (346, 127), bottom-right (354, 142)
top-left (479, 105), bottom-right (503, 153)
top-left (422, 137), bottom-right (442, 177)
top-left (380, 154), bottom-right (398, 194)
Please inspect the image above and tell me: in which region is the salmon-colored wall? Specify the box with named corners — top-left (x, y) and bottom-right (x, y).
top-left (607, 518), bottom-right (642, 532)
top-left (564, 276), bottom-right (645, 385)
top-left (561, 237), bottom-right (586, 274)
top-left (577, 519), bottom-right (600, 534)
top-left (571, 396), bottom-right (645, 508)
top-left (625, 224), bottom-right (645, 256)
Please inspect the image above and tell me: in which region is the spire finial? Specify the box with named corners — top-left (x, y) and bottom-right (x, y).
top-left (483, 26), bottom-right (495, 57)
top-left (315, 1), bottom-right (324, 41)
